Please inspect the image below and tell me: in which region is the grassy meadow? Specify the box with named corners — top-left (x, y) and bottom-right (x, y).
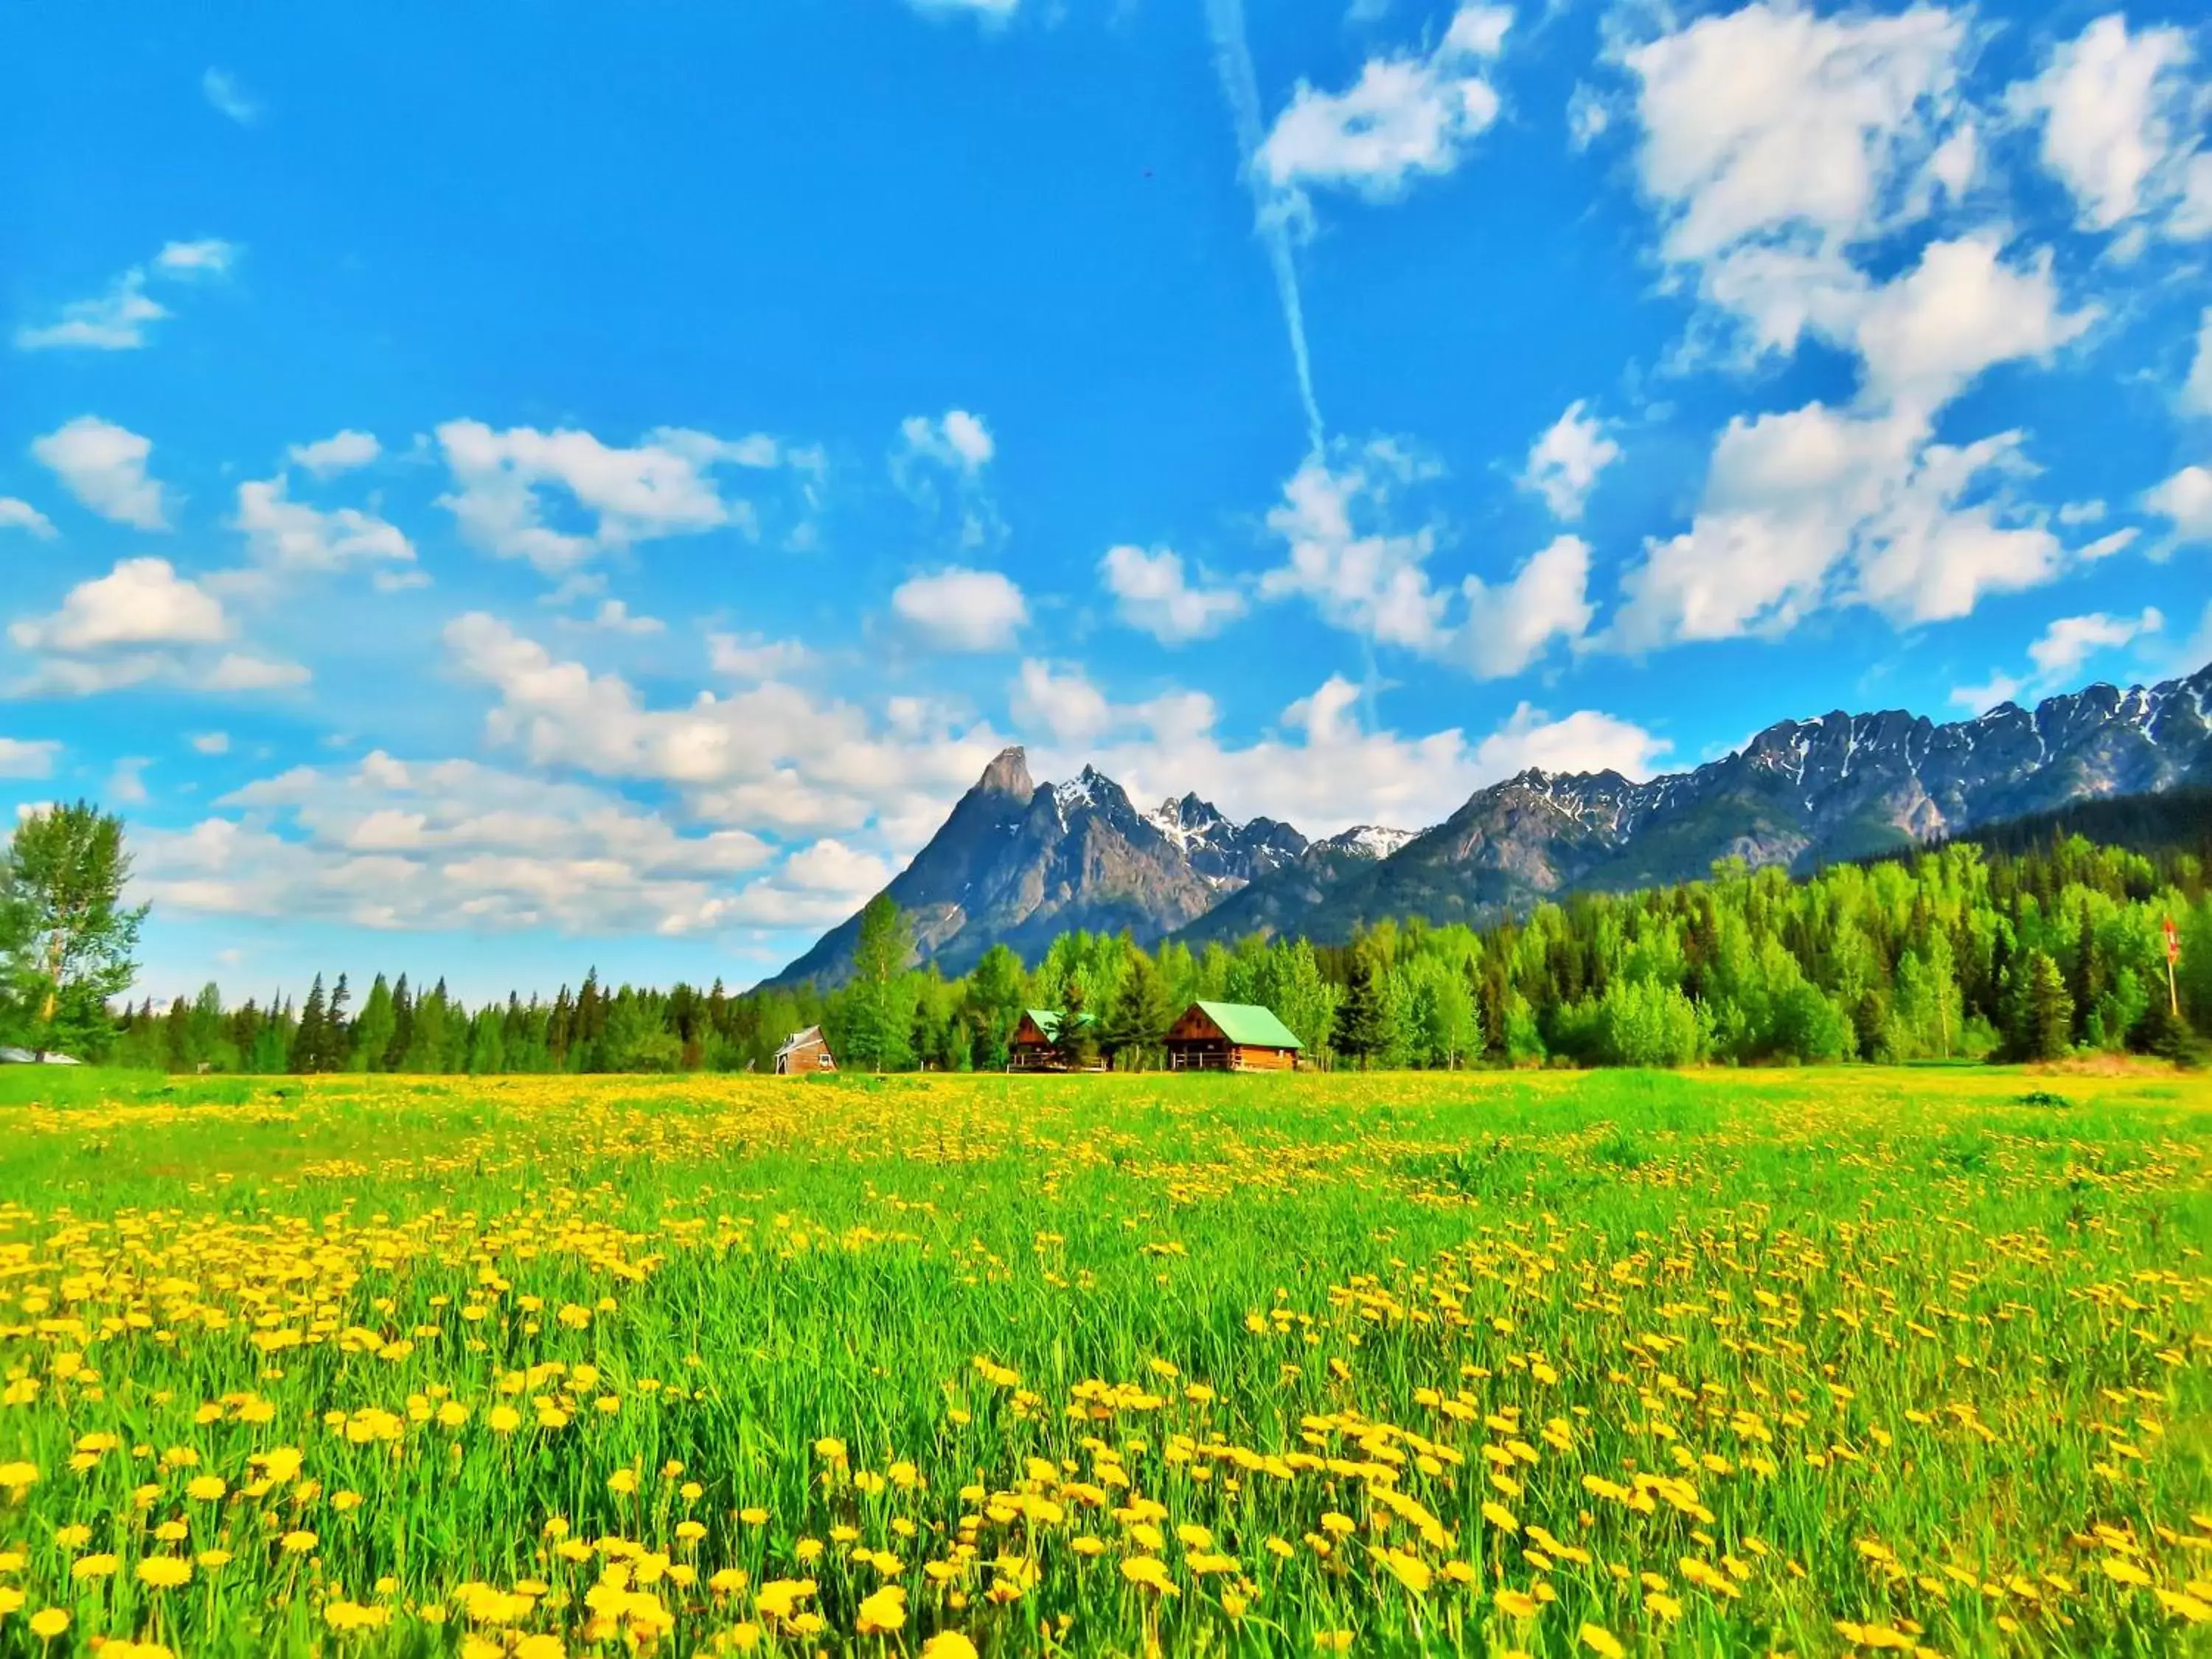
top-left (0, 1064), bottom-right (2204, 1657)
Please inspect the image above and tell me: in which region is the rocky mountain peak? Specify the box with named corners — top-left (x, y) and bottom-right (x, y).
top-left (975, 745), bottom-right (1035, 799)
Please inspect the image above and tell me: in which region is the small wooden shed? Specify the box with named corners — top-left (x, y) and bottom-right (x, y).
top-left (1009, 1007), bottom-right (1102, 1072)
top-left (1164, 1001), bottom-right (1304, 1072)
top-left (773, 1026), bottom-right (836, 1076)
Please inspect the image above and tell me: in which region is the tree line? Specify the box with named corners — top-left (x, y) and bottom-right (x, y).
top-left (80, 821), bottom-right (2211, 1076)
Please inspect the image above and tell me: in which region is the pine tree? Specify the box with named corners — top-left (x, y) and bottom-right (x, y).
top-left (1055, 976), bottom-right (1099, 1070)
top-left (2007, 950), bottom-right (2076, 1062)
top-left (325, 973), bottom-right (352, 1071)
top-left (1332, 945), bottom-right (1386, 1068)
top-left (352, 974), bottom-right (396, 1073)
top-left (290, 975), bottom-right (330, 1074)
top-left (386, 975), bottom-right (414, 1071)
top-left (1103, 949), bottom-right (1172, 1068)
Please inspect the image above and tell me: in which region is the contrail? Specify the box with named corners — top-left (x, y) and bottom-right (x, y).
top-left (1206, 0), bottom-right (1324, 457)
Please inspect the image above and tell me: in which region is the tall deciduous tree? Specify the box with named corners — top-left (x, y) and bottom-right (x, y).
top-left (844, 895), bottom-right (914, 1072)
top-left (0, 801), bottom-right (147, 1059)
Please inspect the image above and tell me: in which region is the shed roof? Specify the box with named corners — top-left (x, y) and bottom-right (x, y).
top-left (1188, 1001), bottom-right (1303, 1050)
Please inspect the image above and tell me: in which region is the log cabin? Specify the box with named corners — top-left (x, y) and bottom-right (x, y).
top-left (773, 1025), bottom-right (836, 1076)
top-left (1008, 1007), bottom-right (1103, 1072)
top-left (1163, 1001), bottom-right (1304, 1072)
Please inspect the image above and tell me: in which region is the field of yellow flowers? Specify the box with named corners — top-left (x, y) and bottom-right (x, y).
top-left (0, 1064), bottom-right (2203, 1658)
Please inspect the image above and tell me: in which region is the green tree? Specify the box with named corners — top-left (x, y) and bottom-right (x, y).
top-left (844, 895), bottom-right (914, 1071)
top-left (2006, 950), bottom-right (2075, 1062)
top-left (1102, 948), bottom-right (1172, 1068)
top-left (290, 975), bottom-right (330, 1074)
top-left (961, 944), bottom-right (1026, 1071)
top-left (1055, 976), bottom-right (1099, 1070)
top-left (349, 973), bottom-right (395, 1071)
top-left (0, 801), bottom-right (148, 1059)
top-left (1332, 945), bottom-right (1387, 1068)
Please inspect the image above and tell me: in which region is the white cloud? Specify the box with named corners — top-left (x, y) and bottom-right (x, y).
top-left (1520, 400), bottom-right (1620, 520)
top-left (1099, 544), bottom-right (1247, 644)
top-left (434, 420), bottom-right (792, 572)
top-left (0, 498), bottom-right (56, 539)
top-left (891, 411), bottom-right (1001, 551)
top-left (10, 557), bottom-right (228, 653)
top-left (15, 241), bottom-right (238, 352)
top-left (897, 410), bottom-right (995, 472)
top-left (709, 633), bottom-right (810, 680)
top-left (2027, 607), bottom-right (2162, 678)
top-left (287, 430), bottom-right (380, 477)
top-left (155, 239), bottom-right (239, 276)
top-left (2185, 307), bottom-right (2212, 416)
top-left (200, 653), bottom-right (311, 692)
top-left (2147, 464), bottom-right (2212, 543)
top-left (1955, 605), bottom-right (2163, 712)
top-left (1022, 663), bottom-right (1666, 836)
top-left (109, 757), bottom-right (151, 807)
top-left (1949, 672), bottom-right (2024, 713)
top-left (1259, 3), bottom-right (1511, 198)
top-left (904, 0), bottom-right (1020, 22)
top-left (1013, 659), bottom-right (1117, 746)
top-left (1472, 702), bottom-right (1672, 779)
top-left (1624, 1), bottom-right (1979, 364)
top-left (777, 838), bottom-right (894, 895)
top-left (30, 417), bottom-right (169, 529)
top-left (7, 559), bottom-right (309, 700)
top-left (139, 752), bottom-right (790, 936)
top-left (1456, 535), bottom-right (1593, 678)
top-left (1627, 2), bottom-right (1966, 265)
top-left (2079, 526), bottom-right (2138, 561)
top-left (445, 613), bottom-right (1006, 857)
top-left (189, 731), bottom-right (231, 755)
top-left (2008, 15), bottom-right (2207, 242)
top-left (1260, 440), bottom-right (1588, 675)
top-left (201, 67), bottom-right (260, 125)
top-left (14, 271), bottom-right (168, 352)
top-left (1261, 440), bottom-right (1448, 651)
top-left (234, 476), bottom-right (414, 574)
top-left (560, 599), bottom-right (665, 636)
top-left (1608, 404), bottom-right (2065, 650)
top-left (1850, 236), bottom-right (2093, 415)
top-left (0, 738), bottom-right (59, 779)
top-left (891, 568), bottom-right (1027, 652)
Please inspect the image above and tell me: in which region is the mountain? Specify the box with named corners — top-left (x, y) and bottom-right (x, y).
top-left (1274, 662), bottom-right (2212, 942)
top-left (1173, 826), bottom-right (1417, 947)
top-left (766, 749), bottom-right (1335, 986)
top-left (771, 663), bottom-right (2212, 984)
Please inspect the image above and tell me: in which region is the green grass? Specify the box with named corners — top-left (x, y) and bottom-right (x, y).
top-left (0, 1065), bottom-right (2205, 1656)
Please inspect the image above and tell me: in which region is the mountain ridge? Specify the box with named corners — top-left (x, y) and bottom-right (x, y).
top-left (767, 661), bottom-right (2212, 985)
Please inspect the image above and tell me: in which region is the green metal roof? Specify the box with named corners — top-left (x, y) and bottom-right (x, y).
top-left (1023, 1008), bottom-right (1096, 1040)
top-left (1189, 1001), bottom-right (1303, 1050)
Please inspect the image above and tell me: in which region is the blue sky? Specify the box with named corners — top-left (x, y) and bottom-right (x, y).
top-left (4, 0), bottom-right (2209, 1001)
